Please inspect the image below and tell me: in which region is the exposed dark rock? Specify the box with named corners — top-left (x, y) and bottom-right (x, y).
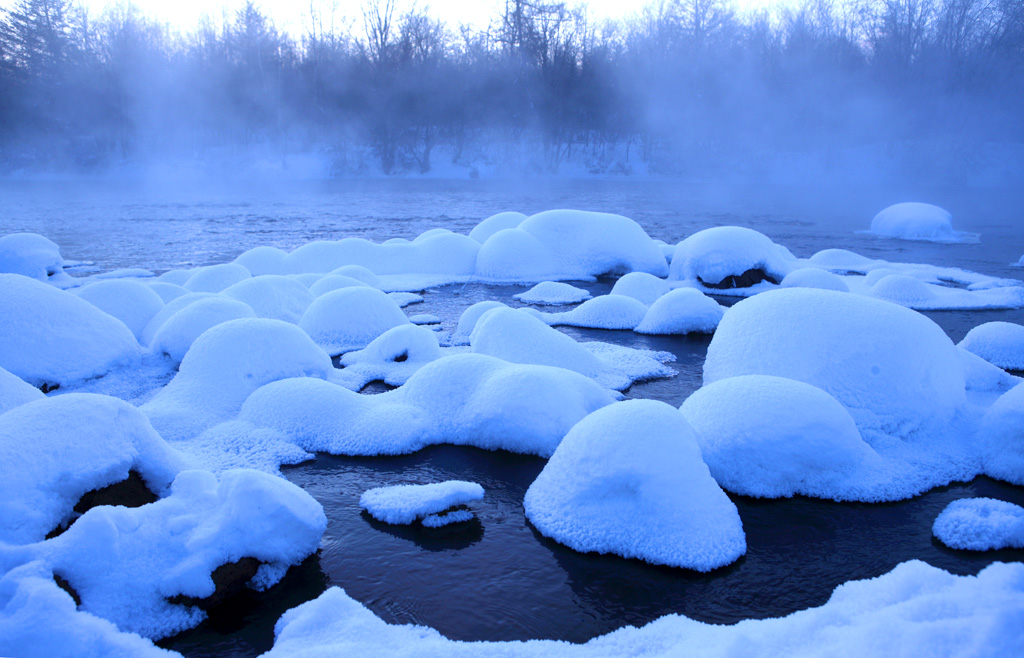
top-left (699, 268), bottom-right (779, 289)
top-left (54, 574), bottom-right (81, 607)
top-left (73, 470), bottom-right (158, 515)
top-left (39, 382), bottom-right (60, 394)
top-left (168, 558), bottom-right (263, 610)
top-left (393, 351), bottom-right (409, 362)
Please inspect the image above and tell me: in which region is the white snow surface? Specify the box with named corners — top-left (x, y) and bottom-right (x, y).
top-left (149, 296), bottom-right (257, 363)
top-left (3, 469), bottom-right (325, 640)
top-left (524, 399), bottom-right (746, 570)
top-left (283, 233), bottom-right (479, 277)
top-left (538, 294), bottom-right (649, 330)
top-left (867, 202), bottom-right (978, 243)
top-left (668, 226), bottom-right (797, 290)
top-left (780, 267), bottom-right (850, 292)
top-left (233, 246), bottom-right (288, 276)
top-left (0, 233), bottom-right (65, 282)
top-left (359, 481), bottom-right (484, 525)
top-left (635, 288), bottom-right (724, 335)
top-left (221, 275), bottom-right (314, 323)
top-left (0, 393), bottom-right (189, 544)
top-left (240, 354), bottom-right (617, 457)
top-left (959, 322), bottom-right (1024, 370)
top-left (447, 301), bottom-right (508, 345)
top-left (681, 376), bottom-right (892, 501)
top-left (298, 286), bottom-right (411, 355)
top-left (977, 383), bottom-right (1024, 485)
top-left (72, 279), bottom-right (166, 342)
top-left (609, 271), bottom-right (671, 305)
top-left (0, 274), bottom-right (141, 387)
top-left (307, 274), bottom-right (371, 297)
top-left (262, 560), bottom-right (1024, 658)
top-left (467, 211), bottom-right (528, 244)
top-left (0, 366), bottom-right (44, 415)
top-left (183, 263), bottom-right (251, 293)
top-left (142, 319), bottom-right (333, 442)
top-left (932, 498), bottom-right (1024, 551)
top-left (421, 510), bottom-right (474, 527)
top-left (513, 281), bottom-right (592, 305)
top-left (335, 324), bottom-right (444, 390)
top-left (145, 281), bottom-right (190, 303)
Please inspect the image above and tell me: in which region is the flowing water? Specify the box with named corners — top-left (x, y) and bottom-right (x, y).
top-left (2, 178), bottom-right (1022, 657)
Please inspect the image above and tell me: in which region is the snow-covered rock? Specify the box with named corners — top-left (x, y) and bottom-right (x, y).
top-left (524, 399), bottom-right (745, 570)
top-left (142, 319), bottom-right (332, 442)
top-left (0, 366), bottom-right (44, 416)
top-left (467, 211), bottom-right (528, 244)
top-left (780, 267), bottom-right (850, 292)
top-left (635, 288), bottom-right (724, 335)
top-left (0, 393), bottom-right (187, 544)
top-left (959, 322), bottom-right (1024, 371)
top-left (448, 301), bottom-right (508, 346)
top-left (183, 263), bottom-right (251, 293)
top-left (71, 280), bottom-right (165, 343)
top-left (336, 324), bottom-right (444, 390)
top-left (241, 354), bottom-right (617, 457)
top-left (668, 226), bottom-right (797, 290)
top-left (538, 294), bottom-right (649, 330)
top-left (308, 274), bottom-right (372, 297)
top-left (0, 274), bottom-right (141, 387)
top-left (513, 281), bottom-right (592, 305)
top-left (299, 286), bottom-right (410, 355)
top-left (609, 271), bottom-right (670, 306)
top-left (932, 498), bottom-right (1024, 550)
top-left (145, 281), bottom-right (190, 303)
top-left (977, 383), bottom-right (1024, 485)
top-left (233, 245), bottom-right (287, 276)
top-left (681, 375), bottom-right (888, 500)
top-left (149, 297), bottom-right (257, 363)
top-left (284, 233), bottom-right (479, 277)
top-left (221, 275), bottom-right (314, 323)
top-left (868, 202), bottom-right (977, 243)
top-left (360, 481), bottom-right (484, 525)
top-left (0, 233), bottom-right (65, 281)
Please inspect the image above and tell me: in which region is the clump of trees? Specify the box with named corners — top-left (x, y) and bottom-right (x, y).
top-left (0, 0), bottom-right (1021, 175)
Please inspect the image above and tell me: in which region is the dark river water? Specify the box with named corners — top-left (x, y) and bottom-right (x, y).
top-left (1, 178), bottom-right (1022, 656)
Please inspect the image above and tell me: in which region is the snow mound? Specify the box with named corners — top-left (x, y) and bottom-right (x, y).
top-left (470, 307), bottom-right (673, 390)
top-left (221, 275), bottom-right (314, 323)
top-left (360, 481), bottom-right (484, 524)
top-left (0, 274), bottom-right (141, 387)
top-left (284, 234), bottom-right (479, 277)
top-left (977, 383), bottom-right (1024, 485)
top-left (681, 375), bottom-right (889, 501)
top-left (233, 245), bottom-right (287, 276)
top-left (149, 296), bottom-right (257, 363)
top-left (308, 274), bottom-right (372, 297)
top-left (145, 281), bottom-right (190, 303)
top-left (868, 202), bottom-right (978, 243)
top-left (0, 366), bottom-right (44, 415)
top-left (330, 265), bottom-right (380, 287)
top-left (869, 274), bottom-right (939, 306)
top-left (669, 226), bottom-right (797, 291)
top-left (0, 393), bottom-right (188, 544)
top-left (183, 263), bottom-right (251, 293)
top-left (448, 301), bottom-right (508, 345)
top-left (539, 294), bottom-right (649, 330)
top-left (20, 469), bottom-right (325, 640)
top-left (140, 292), bottom-right (217, 346)
top-left (932, 498), bottom-right (1024, 551)
top-left (513, 281), bottom-right (592, 305)
top-left (468, 211), bottom-right (528, 244)
top-left (959, 322), bottom-right (1024, 370)
top-left (704, 288), bottom-right (966, 440)
top-left (0, 233), bottom-right (65, 281)
top-left (299, 287), bottom-right (410, 355)
top-left (609, 271), bottom-right (671, 305)
top-left (474, 228), bottom-right (561, 281)
top-left (71, 280), bottom-right (165, 342)
top-left (143, 319), bottom-right (332, 442)
top-left (635, 287), bottom-right (724, 335)
top-left (336, 324), bottom-right (444, 390)
top-left (261, 560), bottom-right (1024, 658)
top-left (780, 267), bottom-right (850, 292)
top-left (241, 354), bottom-right (617, 457)
top-left (524, 399), bottom-right (745, 570)
top-left (0, 561), bottom-right (175, 658)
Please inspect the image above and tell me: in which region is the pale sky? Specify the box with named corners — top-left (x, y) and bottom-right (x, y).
top-left (3, 1), bottom-right (784, 39)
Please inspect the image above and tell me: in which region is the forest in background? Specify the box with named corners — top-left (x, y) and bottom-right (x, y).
top-left (1, 0), bottom-right (1022, 179)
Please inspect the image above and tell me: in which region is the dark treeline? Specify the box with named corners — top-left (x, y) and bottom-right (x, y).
top-left (1, 0), bottom-right (1022, 177)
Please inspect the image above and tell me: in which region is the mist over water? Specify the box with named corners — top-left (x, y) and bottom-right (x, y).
top-left (0, 0), bottom-right (1022, 184)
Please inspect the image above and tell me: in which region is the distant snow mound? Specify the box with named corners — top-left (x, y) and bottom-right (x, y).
top-left (183, 263), bottom-right (251, 293)
top-left (513, 281), bottom-right (592, 305)
top-left (0, 233), bottom-right (65, 282)
top-left (780, 268), bottom-right (850, 292)
top-left (0, 274), bottom-right (141, 387)
top-left (524, 399), bottom-right (746, 570)
top-left (538, 294), bottom-right (649, 330)
top-left (360, 481), bottom-right (483, 525)
top-left (867, 202), bottom-right (978, 243)
top-left (959, 322), bottom-right (1024, 371)
top-left (668, 226), bottom-right (797, 292)
top-left (299, 286), bottom-right (410, 355)
top-left (635, 287), bottom-right (724, 335)
top-left (468, 211), bottom-right (528, 244)
top-left (681, 375), bottom-right (889, 501)
top-left (222, 275), bottom-right (314, 323)
top-left (284, 233), bottom-right (479, 277)
top-left (932, 498), bottom-right (1024, 550)
top-left (0, 393), bottom-right (188, 544)
top-left (241, 354), bottom-right (617, 457)
top-left (71, 280), bottom-right (165, 343)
